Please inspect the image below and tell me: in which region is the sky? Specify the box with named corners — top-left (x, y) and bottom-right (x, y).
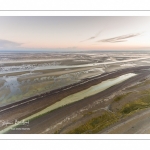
top-left (0, 16), bottom-right (150, 51)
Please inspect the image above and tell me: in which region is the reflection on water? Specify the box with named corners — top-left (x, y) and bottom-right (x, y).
top-left (0, 76), bottom-right (22, 102)
top-left (4, 76), bottom-right (21, 95)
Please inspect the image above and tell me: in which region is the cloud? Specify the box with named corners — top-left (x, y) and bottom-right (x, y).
top-left (97, 33), bottom-right (141, 43)
top-left (80, 31), bottom-right (102, 42)
top-left (0, 39), bottom-right (23, 49)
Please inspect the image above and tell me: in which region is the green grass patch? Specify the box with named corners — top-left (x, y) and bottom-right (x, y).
top-left (68, 112), bottom-right (119, 134)
top-left (68, 92), bottom-right (150, 134)
top-left (120, 94), bottom-right (150, 115)
top-left (114, 92), bottom-right (131, 102)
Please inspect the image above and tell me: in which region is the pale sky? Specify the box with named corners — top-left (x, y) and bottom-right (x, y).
top-left (0, 16), bottom-right (150, 51)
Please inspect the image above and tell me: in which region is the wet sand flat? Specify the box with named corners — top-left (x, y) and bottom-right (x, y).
top-left (1, 52), bottom-right (150, 134)
top-left (1, 66), bottom-right (150, 133)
